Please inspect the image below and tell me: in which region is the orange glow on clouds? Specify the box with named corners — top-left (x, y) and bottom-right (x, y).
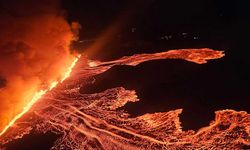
top-left (0, 56), bottom-right (80, 136)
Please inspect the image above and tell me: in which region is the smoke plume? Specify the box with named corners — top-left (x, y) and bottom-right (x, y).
top-left (0, 0), bottom-right (80, 131)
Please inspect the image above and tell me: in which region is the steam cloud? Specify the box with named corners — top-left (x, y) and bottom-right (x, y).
top-left (0, 0), bottom-right (80, 131)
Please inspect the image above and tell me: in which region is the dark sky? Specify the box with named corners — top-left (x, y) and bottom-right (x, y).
top-left (62, 0), bottom-right (250, 128)
top-left (3, 0), bottom-right (250, 149)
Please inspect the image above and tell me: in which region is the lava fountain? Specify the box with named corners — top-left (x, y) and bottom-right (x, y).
top-left (0, 56), bottom-right (80, 136)
top-left (0, 0), bottom-right (81, 137)
top-left (1, 48), bottom-right (249, 149)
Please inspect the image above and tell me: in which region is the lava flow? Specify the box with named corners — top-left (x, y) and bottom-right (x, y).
top-left (0, 56), bottom-right (80, 137)
top-left (0, 48), bottom-right (249, 150)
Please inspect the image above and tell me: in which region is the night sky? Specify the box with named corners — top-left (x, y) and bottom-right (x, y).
top-left (3, 0), bottom-right (250, 149)
top-left (63, 0), bottom-right (250, 128)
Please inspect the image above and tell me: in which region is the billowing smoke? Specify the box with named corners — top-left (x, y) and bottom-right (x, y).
top-left (0, 0), bottom-right (80, 131)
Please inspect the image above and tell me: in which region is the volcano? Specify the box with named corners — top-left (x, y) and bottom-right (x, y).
top-left (1, 48), bottom-right (249, 149)
top-left (1, 0), bottom-right (250, 149)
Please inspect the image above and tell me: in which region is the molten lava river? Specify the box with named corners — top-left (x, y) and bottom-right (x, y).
top-left (0, 48), bottom-right (249, 149)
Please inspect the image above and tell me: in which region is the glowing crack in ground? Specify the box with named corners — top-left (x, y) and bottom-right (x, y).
top-left (0, 48), bottom-right (249, 149)
top-left (0, 56), bottom-right (80, 137)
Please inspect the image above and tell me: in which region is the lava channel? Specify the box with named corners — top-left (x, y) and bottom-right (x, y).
top-left (1, 48), bottom-right (249, 150)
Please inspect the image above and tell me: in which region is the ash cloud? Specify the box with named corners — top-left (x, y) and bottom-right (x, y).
top-left (0, 0), bottom-right (80, 131)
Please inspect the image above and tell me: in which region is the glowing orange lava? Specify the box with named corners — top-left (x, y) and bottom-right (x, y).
top-left (1, 49), bottom-right (249, 149)
top-left (0, 56), bottom-right (80, 136)
top-left (60, 55), bottom-right (81, 82)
